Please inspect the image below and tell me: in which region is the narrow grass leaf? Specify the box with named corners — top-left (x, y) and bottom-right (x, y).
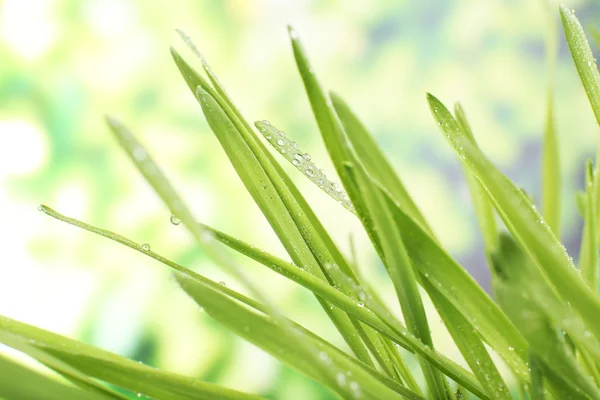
top-left (580, 160), bottom-right (599, 289)
top-left (344, 161), bottom-right (452, 399)
top-left (560, 5), bottom-right (600, 127)
top-left (427, 93), bottom-right (600, 341)
top-left (330, 92), bottom-right (432, 235)
top-left (0, 352), bottom-right (117, 400)
top-left (491, 234), bottom-right (600, 400)
top-left (175, 273), bottom-right (425, 400)
top-left (0, 316), bottom-right (264, 400)
top-left (528, 354), bottom-right (545, 400)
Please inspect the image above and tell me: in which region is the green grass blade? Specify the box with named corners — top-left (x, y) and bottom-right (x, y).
top-left (169, 46), bottom-right (375, 365)
top-left (454, 103), bottom-right (498, 260)
top-left (422, 280), bottom-right (511, 400)
top-left (528, 354), bottom-right (545, 400)
top-left (194, 85), bottom-right (373, 364)
top-left (330, 92), bottom-right (432, 235)
top-left (427, 93), bottom-right (600, 341)
top-left (175, 273), bottom-right (425, 400)
top-left (581, 160), bottom-right (599, 289)
top-left (560, 5), bottom-right (600, 127)
top-left (0, 352), bottom-right (117, 400)
top-left (491, 234), bottom-right (600, 400)
top-left (344, 162), bottom-right (452, 399)
top-left (541, 0), bottom-right (561, 236)
top-left (0, 316), bottom-right (264, 400)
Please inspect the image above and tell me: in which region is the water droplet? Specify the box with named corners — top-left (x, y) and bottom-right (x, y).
top-left (303, 153), bottom-right (311, 161)
top-left (277, 139), bottom-right (285, 146)
top-left (141, 243), bottom-right (151, 251)
top-left (292, 159), bottom-right (300, 166)
top-left (294, 153), bottom-right (303, 162)
top-left (170, 215), bottom-right (181, 225)
top-left (37, 205), bottom-right (43, 211)
top-left (357, 301), bottom-right (364, 308)
top-left (508, 346), bottom-right (514, 351)
top-left (289, 27), bottom-right (299, 39)
top-left (265, 135), bottom-right (272, 140)
top-left (219, 281), bottom-right (227, 287)
top-left (588, 61), bottom-right (593, 67)
top-left (318, 351), bottom-right (331, 363)
top-left (262, 120), bottom-right (271, 126)
top-left (305, 168), bottom-right (314, 176)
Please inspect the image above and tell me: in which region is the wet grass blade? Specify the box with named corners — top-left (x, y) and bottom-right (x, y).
top-left (528, 354), bottom-right (545, 400)
top-left (0, 352), bottom-right (119, 400)
top-left (344, 161), bottom-right (452, 399)
top-left (330, 92), bottom-right (433, 235)
top-left (427, 93), bottom-right (600, 341)
top-left (560, 5), bottom-right (600, 127)
top-left (175, 273), bottom-right (425, 400)
top-left (580, 160), bottom-right (599, 289)
top-left (0, 316), bottom-right (264, 400)
top-left (491, 234), bottom-right (600, 400)
top-left (170, 46), bottom-right (374, 366)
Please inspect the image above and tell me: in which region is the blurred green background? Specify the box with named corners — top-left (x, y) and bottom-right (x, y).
top-left (1, 0), bottom-right (600, 397)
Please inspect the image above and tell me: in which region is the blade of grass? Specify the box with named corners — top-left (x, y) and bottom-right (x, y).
top-left (343, 161), bottom-right (452, 399)
top-left (329, 92), bottom-right (433, 235)
top-left (541, 0), bottom-right (561, 236)
top-left (106, 116), bottom-right (353, 395)
top-left (491, 234), bottom-right (600, 400)
top-left (175, 273), bottom-right (425, 400)
top-left (41, 204), bottom-right (488, 398)
top-left (581, 160), bottom-right (599, 289)
top-left (529, 353), bottom-right (545, 400)
top-left (427, 93), bottom-right (600, 341)
top-left (0, 316), bottom-right (264, 400)
top-left (0, 352), bottom-right (117, 400)
top-left (560, 5), bottom-right (600, 127)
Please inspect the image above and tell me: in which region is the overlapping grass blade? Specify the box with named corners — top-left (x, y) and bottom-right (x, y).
top-left (330, 92), bottom-right (432, 235)
top-left (0, 316), bottom-right (263, 400)
top-left (491, 234), bottom-right (600, 400)
top-left (170, 45), bottom-right (374, 366)
top-left (0, 352), bottom-right (117, 400)
top-left (427, 93), bottom-right (600, 342)
top-left (176, 273), bottom-right (425, 400)
top-left (343, 161), bottom-right (452, 399)
top-left (528, 354), bottom-right (545, 400)
top-left (41, 204), bottom-right (486, 398)
top-left (560, 5), bottom-right (600, 127)
top-left (580, 160), bottom-right (599, 289)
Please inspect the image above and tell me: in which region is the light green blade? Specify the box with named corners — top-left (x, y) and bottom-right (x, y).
top-left (329, 92), bottom-right (432, 235)
top-left (541, 0), bottom-right (561, 236)
top-left (580, 160), bottom-right (599, 290)
top-left (175, 273), bottom-right (424, 400)
top-left (560, 5), bottom-right (600, 127)
top-left (427, 93), bottom-right (600, 342)
top-left (0, 316), bottom-right (264, 400)
top-left (491, 234), bottom-right (600, 400)
top-left (0, 352), bottom-right (116, 400)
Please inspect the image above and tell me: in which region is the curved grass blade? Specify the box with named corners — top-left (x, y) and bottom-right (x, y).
top-left (528, 353), bottom-right (545, 400)
top-left (176, 273), bottom-right (425, 400)
top-left (0, 352), bottom-right (117, 400)
top-left (491, 234), bottom-right (600, 400)
top-left (330, 92), bottom-right (433, 236)
top-left (427, 93), bottom-right (600, 342)
top-left (0, 316), bottom-right (264, 400)
top-left (560, 5), bottom-right (600, 127)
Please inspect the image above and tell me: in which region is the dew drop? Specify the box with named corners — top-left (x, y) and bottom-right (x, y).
top-left (305, 168), bottom-right (314, 177)
top-left (141, 243), bottom-right (151, 252)
top-left (170, 215), bottom-right (181, 225)
top-left (219, 281), bottom-right (227, 287)
top-left (357, 301), bottom-right (364, 308)
top-left (303, 153), bottom-right (311, 161)
top-left (292, 159), bottom-right (300, 166)
top-left (277, 139), bottom-right (285, 146)
top-left (37, 205), bottom-right (43, 211)
top-left (508, 346), bottom-right (514, 351)
top-left (294, 153), bottom-right (303, 162)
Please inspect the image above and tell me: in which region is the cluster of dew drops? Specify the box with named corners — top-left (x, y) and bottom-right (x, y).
top-left (255, 120), bottom-right (355, 213)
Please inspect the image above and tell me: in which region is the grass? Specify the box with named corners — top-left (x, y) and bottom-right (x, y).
top-left (1, 3), bottom-right (600, 399)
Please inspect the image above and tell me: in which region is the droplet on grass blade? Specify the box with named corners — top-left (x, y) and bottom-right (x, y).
top-left (141, 243), bottom-right (151, 251)
top-left (170, 215), bottom-right (181, 225)
top-left (254, 120), bottom-right (355, 213)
